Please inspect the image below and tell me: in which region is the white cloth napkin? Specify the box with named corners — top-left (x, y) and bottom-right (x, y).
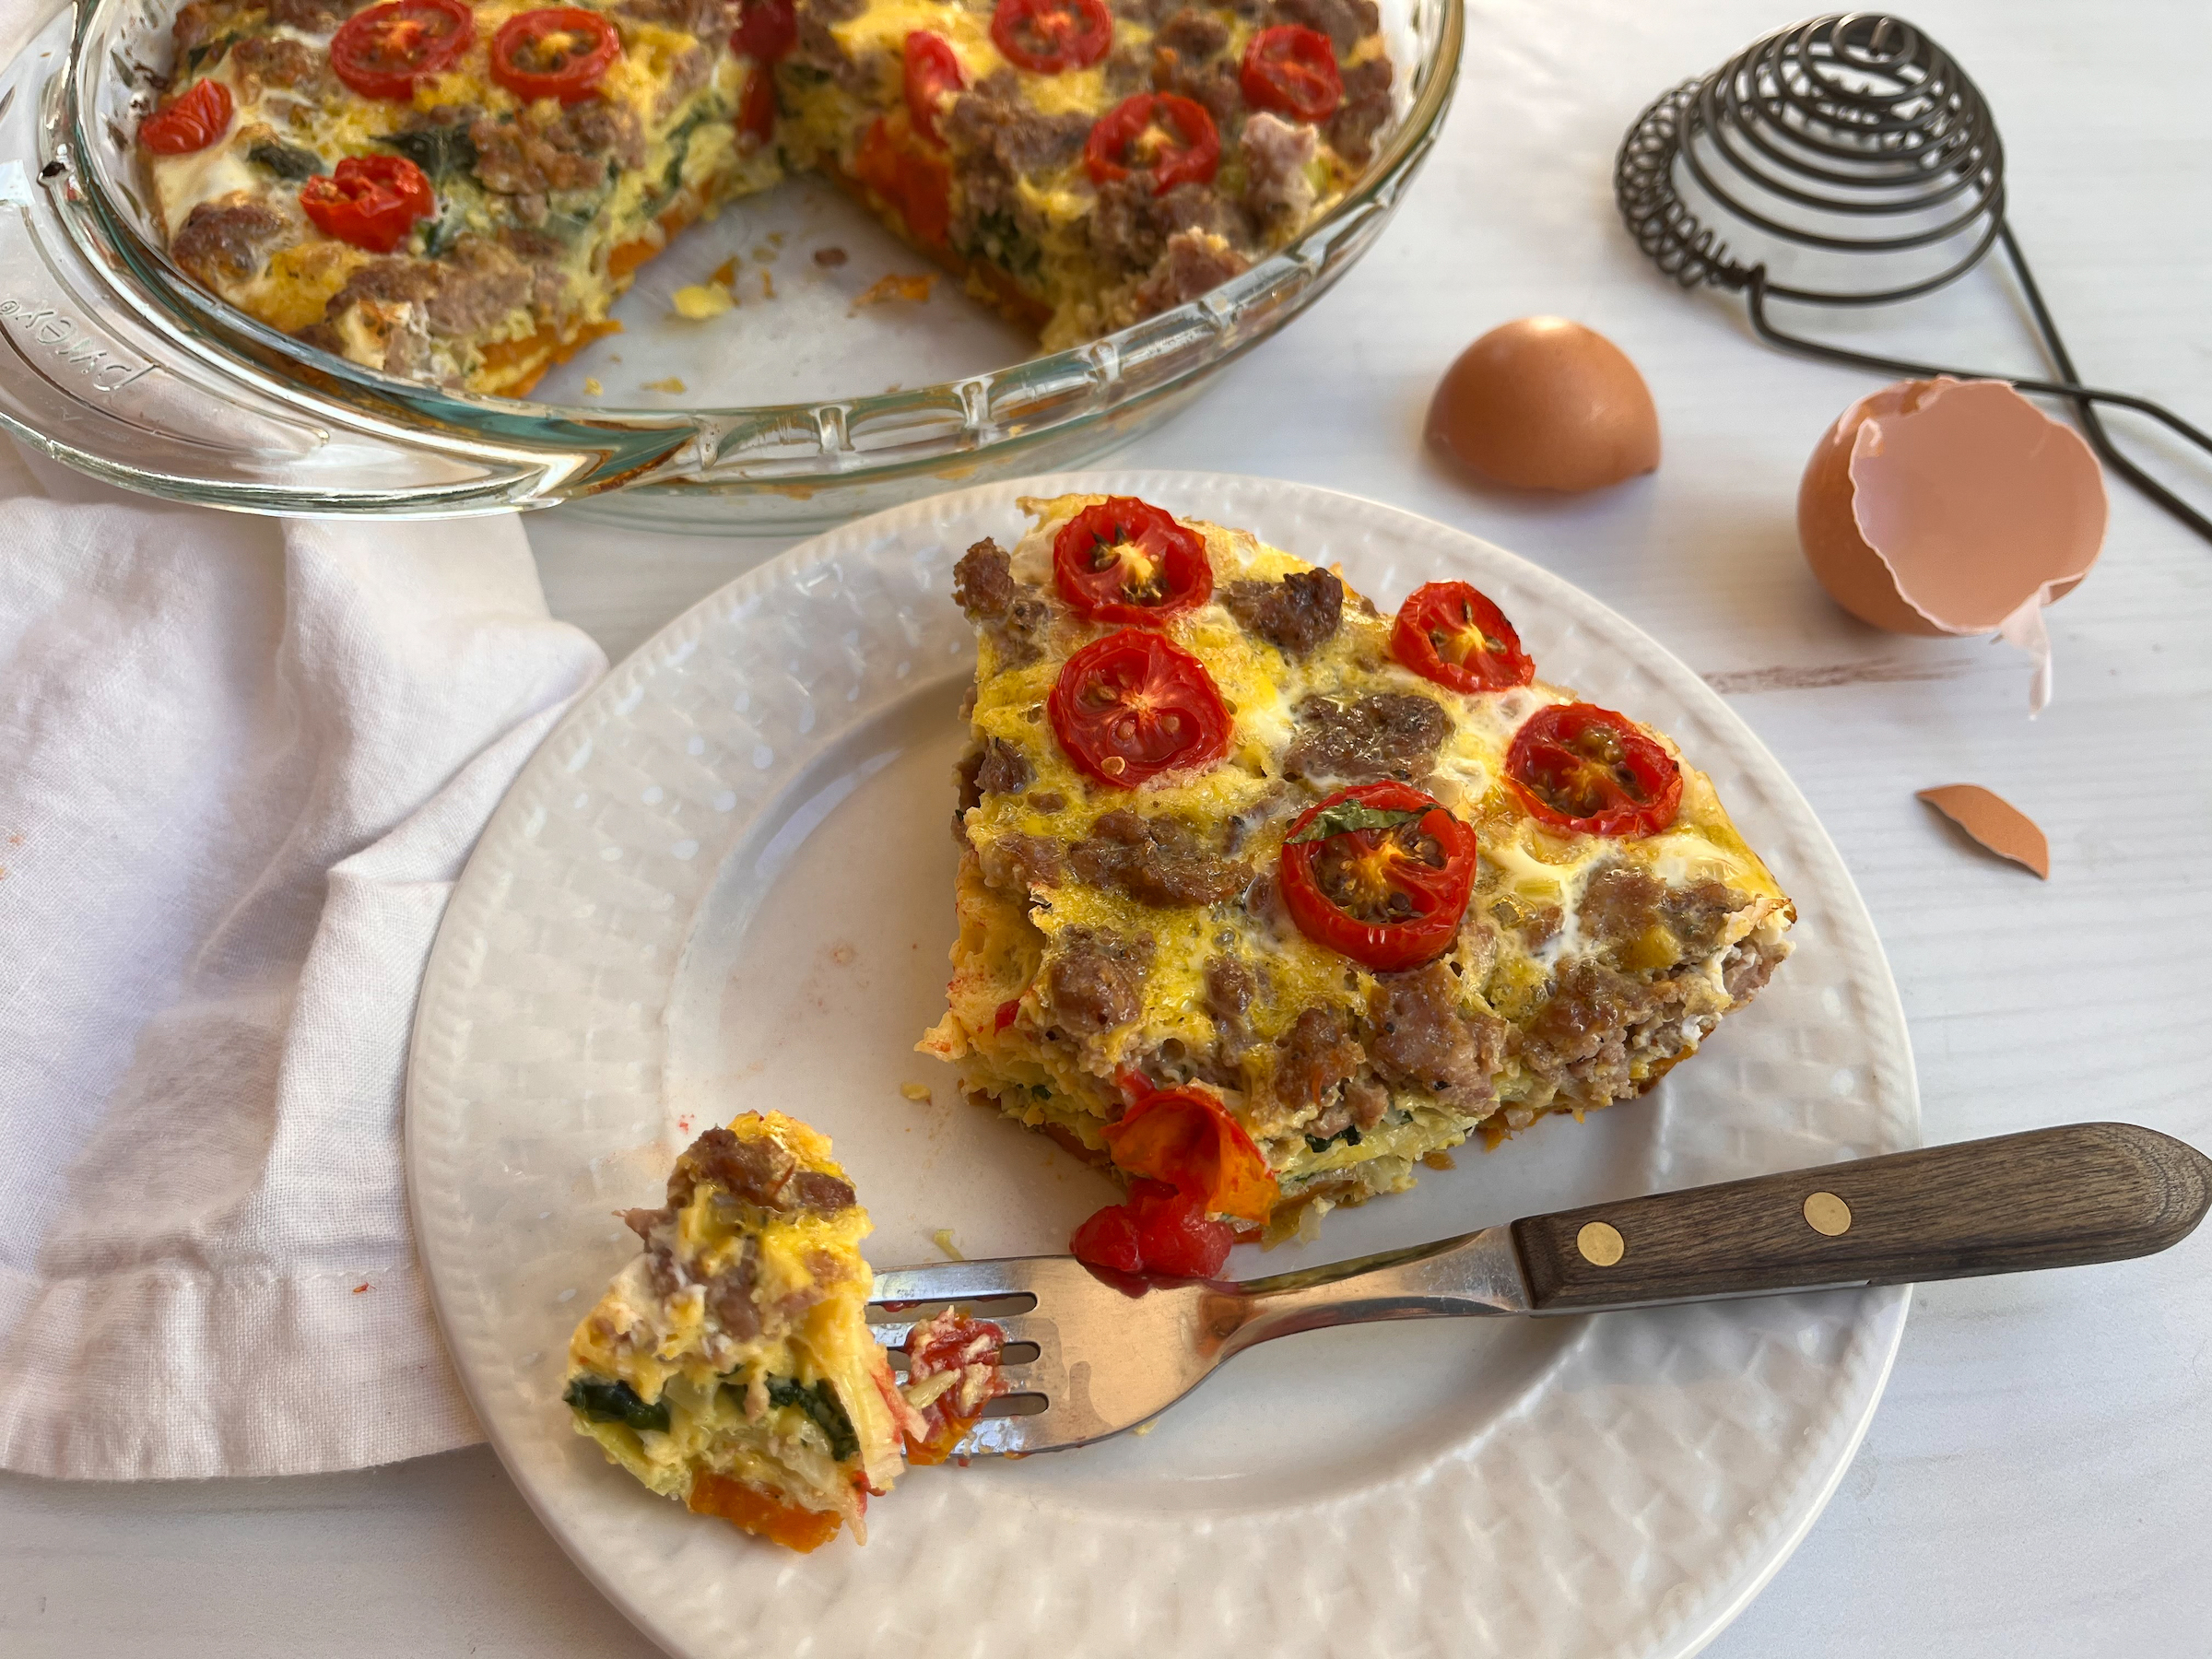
top-left (0, 442), bottom-right (605, 1478)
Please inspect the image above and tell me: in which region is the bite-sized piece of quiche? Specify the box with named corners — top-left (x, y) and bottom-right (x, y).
top-left (135, 0), bottom-right (1395, 391)
top-left (919, 495), bottom-right (1794, 1265)
top-left (564, 1112), bottom-right (1006, 1552)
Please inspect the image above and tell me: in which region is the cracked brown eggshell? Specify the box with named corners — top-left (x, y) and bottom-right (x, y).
top-left (1797, 377), bottom-right (2103, 635)
top-left (1427, 318), bottom-right (1661, 492)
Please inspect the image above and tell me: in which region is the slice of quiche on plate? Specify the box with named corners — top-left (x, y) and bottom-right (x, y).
top-left (564, 1111), bottom-right (1006, 1551)
top-left (920, 493), bottom-right (1794, 1269)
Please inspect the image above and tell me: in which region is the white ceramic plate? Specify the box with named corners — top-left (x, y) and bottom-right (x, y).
top-left (406, 472), bottom-right (1917, 1659)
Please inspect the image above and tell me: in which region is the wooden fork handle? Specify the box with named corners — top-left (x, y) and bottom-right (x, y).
top-left (1510, 1122), bottom-right (2212, 1313)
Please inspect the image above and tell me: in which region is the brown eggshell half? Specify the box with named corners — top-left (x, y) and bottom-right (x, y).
top-left (1797, 378), bottom-right (2105, 635)
top-left (1917, 784), bottom-right (2050, 878)
top-left (1427, 317), bottom-right (1661, 493)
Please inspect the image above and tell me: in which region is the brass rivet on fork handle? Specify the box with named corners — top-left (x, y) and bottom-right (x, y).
top-left (1803, 1192), bottom-right (1853, 1236)
top-left (1576, 1221), bottom-right (1626, 1266)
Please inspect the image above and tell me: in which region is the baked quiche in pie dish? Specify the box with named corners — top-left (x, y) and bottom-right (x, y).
top-left (136, 0), bottom-right (1396, 394)
top-left (920, 495), bottom-right (1795, 1272)
top-left (564, 1112), bottom-right (1006, 1552)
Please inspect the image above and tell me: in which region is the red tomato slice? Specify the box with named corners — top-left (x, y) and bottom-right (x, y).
top-left (1278, 780), bottom-right (1477, 972)
top-left (1071, 1179), bottom-right (1237, 1278)
top-left (853, 116), bottom-right (953, 246)
top-left (1390, 580), bottom-right (1534, 693)
top-left (1101, 1085), bottom-right (1277, 1224)
top-left (1069, 1202), bottom-right (1144, 1273)
top-left (1046, 628), bottom-right (1231, 789)
top-left (329, 0), bottom-right (474, 101)
top-left (1507, 702), bottom-right (1683, 838)
top-left (990, 0), bottom-right (1112, 73)
top-left (1052, 497), bottom-right (1213, 624)
top-left (1083, 93), bottom-right (1220, 194)
top-left (299, 154), bottom-right (434, 253)
top-left (903, 31), bottom-right (967, 145)
top-left (490, 7), bottom-right (621, 104)
top-left (732, 0), bottom-right (796, 62)
top-left (139, 77), bottom-right (233, 155)
top-left (1239, 24), bottom-right (1342, 122)
top-left (738, 60), bottom-right (776, 141)
top-left (1128, 1181), bottom-right (1235, 1276)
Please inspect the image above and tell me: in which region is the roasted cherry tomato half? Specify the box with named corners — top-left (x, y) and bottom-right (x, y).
top-left (1278, 780), bottom-right (1478, 972)
top-left (329, 0), bottom-right (475, 100)
top-left (490, 7), bottom-right (621, 103)
top-left (1101, 1083), bottom-right (1277, 1223)
top-left (732, 0), bottom-right (796, 62)
top-left (1239, 24), bottom-right (1341, 122)
top-left (139, 77), bottom-right (234, 154)
top-left (1052, 497), bottom-right (1214, 624)
top-left (900, 1311), bottom-right (1010, 1464)
top-left (299, 154), bottom-right (435, 253)
top-left (1047, 628), bottom-right (1232, 789)
top-left (1072, 1178), bottom-right (1236, 1278)
top-left (1083, 92), bottom-right (1220, 193)
top-left (1391, 580), bottom-right (1534, 693)
top-left (990, 0), bottom-right (1112, 74)
top-left (853, 115), bottom-right (952, 244)
top-left (902, 30), bottom-right (967, 145)
top-left (738, 61), bottom-right (776, 141)
top-left (1506, 701), bottom-right (1683, 838)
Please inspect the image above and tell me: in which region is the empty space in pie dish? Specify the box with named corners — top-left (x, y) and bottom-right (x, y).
top-left (529, 177), bottom-right (1032, 407)
top-left (661, 673), bottom-right (1639, 1512)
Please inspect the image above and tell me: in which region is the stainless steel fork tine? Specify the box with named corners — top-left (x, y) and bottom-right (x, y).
top-left (868, 1258), bottom-right (1045, 1306)
top-left (948, 1409), bottom-right (1063, 1456)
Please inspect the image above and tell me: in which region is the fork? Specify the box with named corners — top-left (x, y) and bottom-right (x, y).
top-left (867, 1121), bottom-right (2211, 1455)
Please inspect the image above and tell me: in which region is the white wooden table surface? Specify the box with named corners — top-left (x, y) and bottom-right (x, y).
top-left (6, 0), bottom-right (2209, 1652)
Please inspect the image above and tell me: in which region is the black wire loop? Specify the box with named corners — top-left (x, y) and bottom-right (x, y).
top-left (1613, 12), bottom-right (2211, 544)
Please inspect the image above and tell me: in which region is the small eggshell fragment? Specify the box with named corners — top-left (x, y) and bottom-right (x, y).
top-left (1427, 317), bottom-right (1661, 492)
top-left (1798, 377), bottom-right (2106, 710)
top-left (1917, 784), bottom-right (2049, 878)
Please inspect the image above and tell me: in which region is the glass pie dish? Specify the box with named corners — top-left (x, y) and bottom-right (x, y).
top-left (0, 0), bottom-right (1461, 529)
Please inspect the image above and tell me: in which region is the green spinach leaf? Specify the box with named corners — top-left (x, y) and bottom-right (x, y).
top-left (419, 206), bottom-right (468, 260)
top-left (246, 141), bottom-right (322, 182)
top-left (564, 1375), bottom-right (671, 1433)
top-left (644, 102), bottom-right (724, 217)
top-left (378, 122), bottom-right (478, 182)
top-left (962, 209), bottom-right (1043, 283)
top-left (766, 1376), bottom-right (860, 1462)
top-left (1304, 1124), bottom-right (1363, 1154)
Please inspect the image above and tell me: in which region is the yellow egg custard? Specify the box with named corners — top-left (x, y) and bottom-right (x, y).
top-left (920, 495), bottom-right (1794, 1244)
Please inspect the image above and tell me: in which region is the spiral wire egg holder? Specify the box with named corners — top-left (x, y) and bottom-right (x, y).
top-left (1615, 12), bottom-right (2212, 543)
